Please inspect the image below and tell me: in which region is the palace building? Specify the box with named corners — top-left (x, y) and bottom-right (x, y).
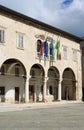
top-left (0, 5), bottom-right (83, 103)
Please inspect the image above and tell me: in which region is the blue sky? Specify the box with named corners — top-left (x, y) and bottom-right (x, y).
top-left (0, 0), bottom-right (84, 37)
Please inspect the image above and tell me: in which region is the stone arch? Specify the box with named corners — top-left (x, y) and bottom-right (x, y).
top-left (47, 66), bottom-right (60, 101)
top-left (0, 58), bottom-right (26, 76)
top-left (0, 58), bottom-right (27, 103)
top-left (29, 63), bottom-right (45, 102)
top-left (62, 67), bottom-right (76, 100)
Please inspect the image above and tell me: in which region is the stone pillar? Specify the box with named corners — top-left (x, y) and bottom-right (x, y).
top-left (34, 84), bottom-right (37, 102)
top-left (58, 78), bottom-right (62, 101)
top-left (25, 76), bottom-right (29, 103)
top-left (43, 77), bottom-right (47, 102)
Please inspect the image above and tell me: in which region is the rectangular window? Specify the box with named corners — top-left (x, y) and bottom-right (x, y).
top-left (0, 29), bottom-right (5, 43)
top-left (1, 66), bottom-right (5, 75)
top-left (17, 33), bottom-right (24, 49)
top-left (72, 49), bottom-right (77, 62)
top-left (31, 70), bottom-right (35, 78)
top-left (15, 65), bottom-right (20, 77)
top-left (36, 39), bottom-right (44, 58)
top-left (63, 46), bottom-right (67, 60)
top-left (0, 87), bottom-right (5, 95)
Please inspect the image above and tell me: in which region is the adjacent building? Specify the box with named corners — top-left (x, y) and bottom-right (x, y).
top-left (0, 5), bottom-right (83, 103)
top-left (80, 39), bottom-right (84, 100)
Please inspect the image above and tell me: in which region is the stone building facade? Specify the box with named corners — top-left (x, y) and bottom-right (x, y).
top-left (0, 5), bottom-right (83, 103)
top-left (80, 40), bottom-right (84, 100)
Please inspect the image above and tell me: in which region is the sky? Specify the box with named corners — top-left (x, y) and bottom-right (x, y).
top-left (0, 0), bottom-right (84, 38)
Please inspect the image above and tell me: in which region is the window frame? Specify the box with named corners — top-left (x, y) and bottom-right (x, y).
top-left (0, 28), bottom-right (5, 44)
top-left (72, 49), bottom-right (77, 62)
top-left (0, 86), bottom-right (5, 95)
top-left (16, 32), bottom-right (24, 49)
top-left (15, 64), bottom-right (20, 77)
top-left (1, 66), bottom-right (5, 75)
top-left (63, 46), bottom-right (68, 60)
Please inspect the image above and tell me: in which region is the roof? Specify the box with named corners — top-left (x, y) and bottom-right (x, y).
top-left (0, 5), bottom-right (83, 42)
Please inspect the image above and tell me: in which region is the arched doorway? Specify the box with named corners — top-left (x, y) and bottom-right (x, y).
top-left (0, 58), bottom-right (26, 103)
top-left (29, 64), bottom-right (44, 102)
top-left (62, 68), bottom-right (76, 100)
top-left (47, 66), bottom-right (59, 101)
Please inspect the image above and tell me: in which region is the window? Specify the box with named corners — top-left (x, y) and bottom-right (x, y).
top-left (37, 39), bottom-right (43, 57)
top-left (1, 66), bottom-right (5, 75)
top-left (31, 70), bottom-right (35, 78)
top-left (37, 39), bottom-right (41, 53)
top-left (72, 49), bottom-right (77, 62)
top-left (63, 46), bottom-right (67, 60)
top-left (0, 29), bottom-right (5, 43)
top-left (17, 33), bottom-right (24, 49)
top-left (0, 87), bottom-right (5, 95)
top-left (15, 64), bottom-right (20, 76)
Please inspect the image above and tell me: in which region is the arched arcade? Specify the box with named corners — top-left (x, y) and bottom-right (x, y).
top-left (29, 64), bottom-right (45, 102)
top-left (62, 68), bottom-right (76, 100)
top-left (0, 58), bottom-right (26, 103)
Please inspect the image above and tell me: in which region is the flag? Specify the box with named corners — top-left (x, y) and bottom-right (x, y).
top-left (56, 40), bottom-right (60, 51)
top-left (44, 40), bottom-right (48, 57)
top-left (56, 39), bottom-right (62, 60)
top-left (40, 42), bottom-right (44, 55)
top-left (50, 39), bottom-right (54, 59)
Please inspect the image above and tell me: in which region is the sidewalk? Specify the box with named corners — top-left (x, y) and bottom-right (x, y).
top-left (0, 100), bottom-right (83, 112)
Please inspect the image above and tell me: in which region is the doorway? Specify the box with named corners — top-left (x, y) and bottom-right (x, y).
top-left (62, 68), bottom-right (76, 100)
top-left (15, 87), bottom-right (19, 103)
top-left (29, 85), bottom-right (34, 102)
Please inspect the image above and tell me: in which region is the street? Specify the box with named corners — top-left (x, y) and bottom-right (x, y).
top-left (0, 102), bottom-right (84, 130)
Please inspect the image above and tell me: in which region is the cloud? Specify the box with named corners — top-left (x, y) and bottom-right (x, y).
top-left (59, 0), bottom-right (84, 36)
top-left (0, 0), bottom-right (84, 37)
top-left (62, 0), bottom-right (73, 8)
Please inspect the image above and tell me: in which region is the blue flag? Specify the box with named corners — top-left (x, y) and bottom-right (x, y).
top-left (44, 40), bottom-right (48, 57)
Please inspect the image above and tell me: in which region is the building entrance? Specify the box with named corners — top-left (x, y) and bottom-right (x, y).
top-left (29, 85), bottom-right (34, 102)
top-left (15, 87), bottom-right (19, 103)
top-left (62, 68), bottom-right (76, 100)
